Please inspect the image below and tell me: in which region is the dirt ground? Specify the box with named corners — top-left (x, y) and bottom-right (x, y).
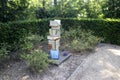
top-left (0, 43), bottom-right (120, 80)
top-left (0, 49), bottom-right (89, 80)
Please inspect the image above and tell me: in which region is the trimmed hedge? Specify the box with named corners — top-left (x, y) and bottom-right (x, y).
top-left (0, 18), bottom-right (120, 51)
top-left (61, 18), bottom-right (120, 45)
top-left (0, 19), bottom-right (50, 51)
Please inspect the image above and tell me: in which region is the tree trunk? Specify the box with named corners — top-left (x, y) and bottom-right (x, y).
top-left (54, 0), bottom-right (57, 6)
top-left (43, 0), bottom-right (45, 9)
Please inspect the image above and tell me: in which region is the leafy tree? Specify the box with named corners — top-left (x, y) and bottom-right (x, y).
top-left (102, 0), bottom-right (120, 18)
top-left (0, 0), bottom-right (29, 22)
top-left (47, 0), bottom-right (103, 18)
top-left (34, 0), bottom-right (54, 18)
top-left (84, 0), bottom-right (103, 18)
top-left (54, 0), bottom-right (57, 6)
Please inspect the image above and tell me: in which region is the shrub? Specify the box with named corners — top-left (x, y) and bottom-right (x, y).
top-left (61, 27), bottom-right (101, 52)
top-left (0, 43), bottom-right (9, 63)
top-left (27, 35), bottom-right (44, 44)
top-left (21, 50), bottom-right (50, 73)
top-left (21, 35), bottom-right (45, 52)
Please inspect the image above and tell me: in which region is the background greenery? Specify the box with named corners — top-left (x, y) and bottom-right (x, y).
top-left (0, 0), bottom-right (120, 72)
top-left (0, 18), bottom-right (120, 51)
top-left (0, 0), bottom-right (120, 22)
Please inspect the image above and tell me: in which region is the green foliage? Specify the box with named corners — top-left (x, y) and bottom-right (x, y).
top-left (102, 0), bottom-right (120, 18)
top-left (0, 20), bottom-right (46, 60)
top-left (32, 0), bottom-right (104, 18)
top-left (0, 0), bottom-right (119, 21)
top-left (62, 27), bottom-right (101, 52)
top-left (84, 0), bottom-right (103, 18)
top-left (21, 50), bottom-right (50, 73)
top-left (0, 19), bottom-right (49, 51)
top-left (20, 34), bottom-right (49, 73)
top-left (0, 0), bottom-right (29, 22)
top-left (21, 40), bottom-right (34, 51)
top-left (27, 35), bottom-right (44, 43)
top-left (0, 43), bottom-right (9, 63)
top-left (0, 18), bottom-right (120, 54)
top-left (0, 22), bottom-right (30, 51)
top-left (22, 35), bottom-right (44, 51)
top-left (61, 18), bottom-right (120, 45)
top-left (35, 8), bottom-right (48, 19)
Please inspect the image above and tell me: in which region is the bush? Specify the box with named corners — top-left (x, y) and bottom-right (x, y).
top-left (21, 50), bottom-right (50, 73)
top-left (0, 43), bottom-right (9, 63)
top-left (61, 27), bottom-right (101, 52)
top-left (27, 35), bottom-right (44, 44)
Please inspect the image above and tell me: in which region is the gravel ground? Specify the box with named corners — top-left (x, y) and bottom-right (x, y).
top-left (67, 43), bottom-right (120, 80)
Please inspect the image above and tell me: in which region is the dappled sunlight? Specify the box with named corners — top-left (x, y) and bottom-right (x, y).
top-left (98, 60), bottom-right (103, 64)
top-left (101, 69), bottom-right (120, 79)
top-left (95, 45), bottom-right (120, 80)
top-left (105, 62), bottom-right (116, 70)
top-left (98, 60), bottom-right (116, 70)
top-left (98, 59), bottom-right (120, 79)
top-left (21, 75), bottom-right (29, 80)
top-left (108, 49), bottom-right (120, 56)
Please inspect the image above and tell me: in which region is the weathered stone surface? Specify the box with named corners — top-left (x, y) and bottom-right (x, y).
top-left (50, 20), bottom-right (61, 27)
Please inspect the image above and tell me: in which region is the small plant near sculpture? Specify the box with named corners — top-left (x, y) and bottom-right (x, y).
top-left (20, 34), bottom-right (51, 73)
top-left (61, 27), bottom-right (102, 52)
top-left (21, 50), bottom-right (50, 73)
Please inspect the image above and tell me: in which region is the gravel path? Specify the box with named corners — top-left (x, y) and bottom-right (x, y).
top-left (67, 43), bottom-right (120, 80)
top-left (0, 43), bottom-right (120, 80)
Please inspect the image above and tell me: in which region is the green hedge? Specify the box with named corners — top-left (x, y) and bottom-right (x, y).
top-left (0, 18), bottom-right (120, 51)
top-left (61, 18), bottom-right (120, 45)
top-left (0, 19), bottom-right (50, 51)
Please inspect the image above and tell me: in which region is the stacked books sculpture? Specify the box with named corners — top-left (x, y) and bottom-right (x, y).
top-left (47, 20), bottom-right (61, 59)
top-left (47, 20), bottom-right (71, 65)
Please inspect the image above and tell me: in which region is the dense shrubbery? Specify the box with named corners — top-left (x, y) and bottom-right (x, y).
top-left (0, 18), bottom-right (120, 51)
top-left (0, 20), bottom-right (48, 62)
top-left (61, 27), bottom-right (101, 52)
top-left (61, 18), bottom-right (120, 45)
top-left (0, 19), bottom-right (49, 50)
top-left (0, 18), bottom-right (120, 48)
top-left (0, 18), bottom-right (120, 64)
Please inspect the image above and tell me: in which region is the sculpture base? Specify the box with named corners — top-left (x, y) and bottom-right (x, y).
top-left (51, 51), bottom-right (72, 66)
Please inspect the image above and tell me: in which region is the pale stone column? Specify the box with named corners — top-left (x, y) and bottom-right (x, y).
top-left (47, 20), bottom-right (61, 59)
